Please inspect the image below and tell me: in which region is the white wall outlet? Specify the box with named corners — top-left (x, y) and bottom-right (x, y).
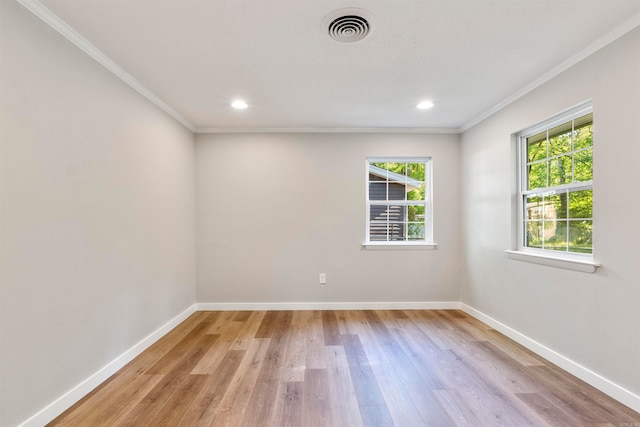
top-left (319, 273), bottom-right (326, 284)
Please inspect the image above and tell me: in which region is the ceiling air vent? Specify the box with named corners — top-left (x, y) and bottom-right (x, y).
top-left (323, 8), bottom-right (374, 43)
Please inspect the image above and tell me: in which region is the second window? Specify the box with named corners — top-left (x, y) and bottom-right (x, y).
top-left (366, 158), bottom-right (432, 243)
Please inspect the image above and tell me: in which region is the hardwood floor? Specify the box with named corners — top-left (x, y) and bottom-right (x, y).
top-left (49, 310), bottom-right (640, 426)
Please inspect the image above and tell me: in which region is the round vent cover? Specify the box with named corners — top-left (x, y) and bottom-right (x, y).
top-left (322, 8), bottom-right (374, 43)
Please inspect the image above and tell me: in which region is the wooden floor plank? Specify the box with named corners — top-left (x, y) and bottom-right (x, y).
top-left (239, 311), bottom-right (293, 426)
top-left (325, 345), bottom-right (363, 427)
top-left (370, 362), bottom-right (427, 427)
top-left (516, 392), bottom-right (585, 427)
top-left (271, 381), bottom-right (304, 427)
top-left (229, 310), bottom-right (265, 351)
top-left (321, 310), bottom-right (341, 346)
top-left (47, 309), bottom-right (640, 427)
top-left (147, 321), bottom-right (215, 375)
top-left (49, 371), bottom-right (163, 426)
top-left (209, 338), bottom-right (271, 427)
top-left (280, 310), bottom-right (314, 382)
top-left (301, 369), bottom-right (332, 427)
top-left (433, 388), bottom-right (485, 426)
top-left (302, 310), bottom-right (330, 370)
top-left (147, 374), bottom-right (208, 427)
top-left (178, 349), bottom-right (245, 426)
top-left (443, 347), bottom-right (548, 426)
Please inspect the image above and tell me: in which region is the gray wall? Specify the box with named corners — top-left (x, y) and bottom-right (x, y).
top-left (0, 2), bottom-right (196, 425)
top-left (460, 28), bottom-right (640, 398)
top-left (196, 133), bottom-right (461, 304)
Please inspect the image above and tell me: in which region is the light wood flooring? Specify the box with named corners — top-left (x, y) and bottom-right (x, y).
top-left (49, 310), bottom-right (640, 426)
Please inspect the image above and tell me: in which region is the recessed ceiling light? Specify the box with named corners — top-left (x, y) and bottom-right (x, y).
top-left (417, 101), bottom-right (434, 110)
top-left (231, 100), bottom-right (248, 109)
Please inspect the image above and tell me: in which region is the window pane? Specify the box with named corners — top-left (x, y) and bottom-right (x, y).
top-left (368, 230), bottom-right (387, 241)
top-left (545, 192), bottom-right (567, 220)
top-left (525, 195), bottom-right (543, 220)
top-left (386, 162), bottom-right (407, 177)
top-left (407, 205), bottom-right (425, 221)
top-left (574, 149), bottom-right (593, 182)
top-left (544, 220), bottom-right (568, 251)
top-left (574, 114), bottom-right (593, 150)
top-left (369, 203), bottom-right (389, 241)
top-left (569, 189), bottom-right (592, 219)
top-left (407, 163), bottom-right (425, 181)
top-left (387, 182), bottom-right (405, 200)
top-left (369, 182), bottom-right (387, 200)
top-left (548, 121), bottom-right (573, 156)
top-left (569, 220), bottom-right (592, 253)
top-left (372, 162), bottom-right (389, 172)
top-left (407, 222), bottom-right (425, 240)
top-left (388, 222), bottom-right (405, 241)
top-left (526, 221), bottom-right (542, 248)
top-left (407, 184), bottom-right (425, 201)
top-left (387, 205), bottom-right (404, 222)
top-left (527, 131), bottom-right (547, 162)
top-left (548, 155), bottom-right (571, 187)
top-left (527, 162), bottom-right (547, 190)
top-left (370, 205), bottom-right (389, 222)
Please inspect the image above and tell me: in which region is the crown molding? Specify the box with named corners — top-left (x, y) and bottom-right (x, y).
top-left (17, 0), bottom-right (197, 133)
top-left (196, 126), bottom-right (460, 134)
top-left (460, 12), bottom-right (640, 133)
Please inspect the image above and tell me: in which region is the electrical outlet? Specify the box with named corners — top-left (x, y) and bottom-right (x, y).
top-left (319, 273), bottom-right (326, 284)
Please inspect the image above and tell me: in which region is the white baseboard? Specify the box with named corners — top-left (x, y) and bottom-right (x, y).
top-left (18, 304), bottom-right (197, 427)
top-left (460, 303), bottom-right (640, 414)
top-left (196, 301), bottom-right (461, 311)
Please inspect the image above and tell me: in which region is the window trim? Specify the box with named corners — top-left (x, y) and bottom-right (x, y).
top-left (511, 101), bottom-right (599, 272)
top-left (363, 157), bottom-right (435, 249)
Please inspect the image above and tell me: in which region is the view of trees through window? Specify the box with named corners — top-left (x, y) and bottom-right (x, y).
top-left (523, 113), bottom-right (593, 254)
top-left (368, 160), bottom-right (428, 242)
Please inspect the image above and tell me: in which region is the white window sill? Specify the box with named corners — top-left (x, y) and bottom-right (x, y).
top-left (363, 242), bottom-right (438, 251)
top-left (505, 250), bottom-right (600, 273)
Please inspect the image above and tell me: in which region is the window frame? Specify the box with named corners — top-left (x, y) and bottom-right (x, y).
top-left (508, 102), bottom-right (599, 272)
top-left (363, 157), bottom-right (436, 250)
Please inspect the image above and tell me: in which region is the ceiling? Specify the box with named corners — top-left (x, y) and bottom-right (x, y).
top-left (23, 0), bottom-right (640, 133)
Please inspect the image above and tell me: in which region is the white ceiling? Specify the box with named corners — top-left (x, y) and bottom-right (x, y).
top-left (25, 0), bottom-right (640, 132)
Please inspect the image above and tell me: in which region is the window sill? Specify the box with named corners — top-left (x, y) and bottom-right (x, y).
top-left (363, 242), bottom-right (438, 251)
top-left (505, 250), bottom-right (600, 273)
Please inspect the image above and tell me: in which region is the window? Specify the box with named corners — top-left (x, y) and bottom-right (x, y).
top-left (517, 105), bottom-right (593, 258)
top-left (365, 158), bottom-right (433, 246)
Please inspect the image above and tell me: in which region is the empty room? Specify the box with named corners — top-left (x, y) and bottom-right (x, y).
top-left (1, 0), bottom-right (639, 426)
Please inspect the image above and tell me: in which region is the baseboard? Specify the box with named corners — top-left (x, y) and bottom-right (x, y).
top-left (18, 304), bottom-right (197, 427)
top-left (196, 301), bottom-right (461, 311)
top-left (460, 303), bottom-right (640, 414)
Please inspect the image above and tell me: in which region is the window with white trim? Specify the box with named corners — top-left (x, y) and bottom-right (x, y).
top-left (366, 158), bottom-right (433, 244)
top-left (518, 105), bottom-right (593, 256)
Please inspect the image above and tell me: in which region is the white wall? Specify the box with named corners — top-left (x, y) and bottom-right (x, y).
top-left (0, 2), bottom-right (196, 426)
top-left (196, 133), bottom-right (460, 305)
top-left (460, 27), bottom-right (640, 399)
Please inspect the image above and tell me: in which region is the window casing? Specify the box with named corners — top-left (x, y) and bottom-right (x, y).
top-left (365, 157), bottom-right (433, 245)
top-left (517, 105), bottom-right (593, 258)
